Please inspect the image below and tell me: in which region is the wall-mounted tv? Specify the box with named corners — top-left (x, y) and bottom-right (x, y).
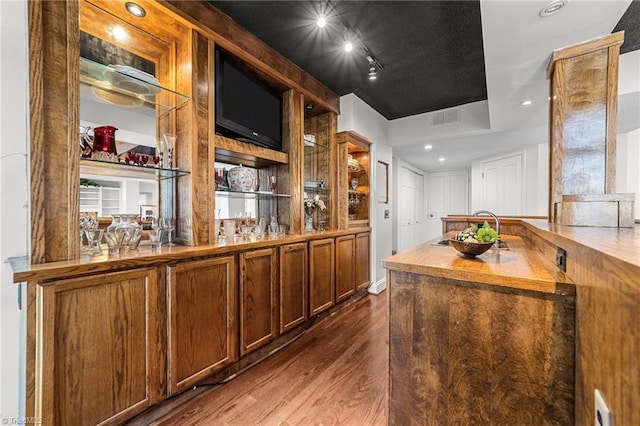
top-left (215, 49), bottom-right (283, 152)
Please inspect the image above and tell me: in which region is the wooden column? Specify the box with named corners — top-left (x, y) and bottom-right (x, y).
top-left (280, 89), bottom-right (304, 234)
top-left (547, 31), bottom-right (634, 227)
top-left (188, 31), bottom-right (215, 245)
top-left (29, 0), bottom-right (80, 263)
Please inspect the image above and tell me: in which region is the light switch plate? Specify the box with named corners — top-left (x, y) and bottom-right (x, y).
top-left (595, 389), bottom-right (612, 426)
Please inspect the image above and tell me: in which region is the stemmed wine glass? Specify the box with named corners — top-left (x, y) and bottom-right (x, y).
top-left (161, 217), bottom-right (176, 246)
top-left (162, 133), bottom-right (177, 169)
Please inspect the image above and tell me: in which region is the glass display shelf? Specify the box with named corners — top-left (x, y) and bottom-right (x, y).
top-left (80, 57), bottom-right (190, 117)
top-left (303, 139), bottom-right (329, 155)
top-left (304, 184), bottom-right (331, 192)
top-left (348, 163), bottom-right (366, 173)
top-left (80, 158), bottom-right (190, 180)
top-left (215, 188), bottom-right (291, 199)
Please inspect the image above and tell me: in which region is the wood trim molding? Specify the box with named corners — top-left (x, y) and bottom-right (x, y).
top-left (161, 0), bottom-right (340, 114)
top-left (546, 31), bottom-right (624, 78)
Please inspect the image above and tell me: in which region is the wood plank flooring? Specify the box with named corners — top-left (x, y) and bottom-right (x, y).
top-left (131, 291), bottom-right (388, 426)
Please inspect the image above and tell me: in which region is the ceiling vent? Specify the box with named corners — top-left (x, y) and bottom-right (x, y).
top-left (431, 108), bottom-right (460, 126)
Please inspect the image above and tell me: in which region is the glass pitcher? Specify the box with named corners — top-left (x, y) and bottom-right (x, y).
top-left (91, 125), bottom-right (118, 155)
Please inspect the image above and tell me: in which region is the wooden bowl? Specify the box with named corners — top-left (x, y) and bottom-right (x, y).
top-left (449, 238), bottom-right (494, 258)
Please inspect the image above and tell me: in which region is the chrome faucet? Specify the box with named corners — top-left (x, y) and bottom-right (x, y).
top-left (472, 210), bottom-right (500, 248)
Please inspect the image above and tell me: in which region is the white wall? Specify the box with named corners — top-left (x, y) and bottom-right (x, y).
top-left (0, 0), bottom-right (29, 420)
top-left (338, 94), bottom-right (392, 294)
top-left (617, 129), bottom-right (640, 220)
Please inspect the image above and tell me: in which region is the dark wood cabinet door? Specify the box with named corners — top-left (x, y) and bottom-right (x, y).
top-left (309, 238), bottom-right (335, 315)
top-left (355, 232), bottom-right (371, 291)
top-left (279, 242), bottom-right (308, 333)
top-left (167, 256), bottom-right (237, 394)
top-left (335, 234), bottom-right (356, 302)
top-left (240, 247), bottom-right (278, 356)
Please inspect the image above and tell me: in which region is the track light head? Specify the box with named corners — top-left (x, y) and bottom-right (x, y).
top-left (368, 65), bottom-right (377, 81)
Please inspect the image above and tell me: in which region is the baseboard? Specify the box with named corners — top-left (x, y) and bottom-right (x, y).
top-left (368, 277), bottom-right (387, 295)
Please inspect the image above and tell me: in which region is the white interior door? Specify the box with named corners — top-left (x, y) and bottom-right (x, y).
top-left (412, 171), bottom-right (424, 247)
top-left (398, 166), bottom-right (415, 253)
top-left (481, 154), bottom-right (523, 215)
top-left (397, 164), bottom-right (425, 252)
top-left (426, 169), bottom-right (469, 240)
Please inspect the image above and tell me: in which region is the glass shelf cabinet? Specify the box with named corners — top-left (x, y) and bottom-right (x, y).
top-left (80, 57), bottom-right (190, 118)
top-left (337, 131), bottom-right (371, 228)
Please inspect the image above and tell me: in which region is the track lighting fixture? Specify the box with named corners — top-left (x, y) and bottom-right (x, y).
top-left (366, 55), bottom-right (382, 81)
top-left (368, 65), bottom-right (377, 81)
top-left (318, 1), bottom-right (383, 79)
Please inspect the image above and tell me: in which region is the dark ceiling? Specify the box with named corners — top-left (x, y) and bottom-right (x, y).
top-left (614, 0), bottom-right (640, 54)
top-left (209, 1), bottom-right (487, 120)
top-left (210, 0), bottom-right (638, 121)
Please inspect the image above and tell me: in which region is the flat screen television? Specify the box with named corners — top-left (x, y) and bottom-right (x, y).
top-left (215, 49), bottom-right (283, 151)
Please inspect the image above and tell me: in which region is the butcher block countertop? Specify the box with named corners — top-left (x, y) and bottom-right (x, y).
top-left (383, 234), bottom-right (574, 295)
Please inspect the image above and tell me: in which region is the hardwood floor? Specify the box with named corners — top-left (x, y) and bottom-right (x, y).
top-left (133, 291), bottom-right (389, 426)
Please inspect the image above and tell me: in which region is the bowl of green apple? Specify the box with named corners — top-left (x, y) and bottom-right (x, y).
top-left (449, 221), bottom-right (500, 258)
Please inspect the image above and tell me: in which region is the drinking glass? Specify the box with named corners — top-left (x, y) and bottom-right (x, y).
top-left (214, 219), bottom-right (221, 242)
top-left (150, 215), bottom-right (160, 231)
top-left (155, 139), bottom-right (164, 168)
top-left (241, 225), bottom-right (254, 240)
top-left (104, 229), bottom-right (124, 256)
top-left (255, 216), bottom-right (267, 239)
top-left (79, 211), bottom-right (88, 252)
top-left (277, 224), bottom-right (287, 236)
top-left (269, 215), bottom-right (278, 235)
top-left (148, 228), bottom-right (163, 250)
top-left (214, 168), bottom-right (226, 189)
top-left (269, 175), bottom-right (277, 193)
top-left (84, 229), bottom-right (104, 256)
top-left (223, 219), bottom-right (236, 241)
top-left (162, 133), bottom-right (177, 169)
top-left (161, 217), bottom-right (176, 246)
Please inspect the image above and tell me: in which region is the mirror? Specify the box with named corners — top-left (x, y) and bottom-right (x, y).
top-left (78, 9), bottom-right (167, 220)
top-left (377, 161), bottom-right (389, 204)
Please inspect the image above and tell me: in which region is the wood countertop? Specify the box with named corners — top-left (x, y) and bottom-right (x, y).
top-left (383, 234), bottom-right (574, 295)
top-left (11, 228), bottom-right (369, 284)
top-left (522, 219), bottom-right (640, 269)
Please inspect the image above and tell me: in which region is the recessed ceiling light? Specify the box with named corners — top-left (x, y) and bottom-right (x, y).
top-left (438, 157), bottom-right (445, 162)
top-left (343, 40), bottom-right (354, 53)
top-left (424, 145), bottom-right (433, 150)
top-left (317, 16), bottom-right (326, 28)
top-left (368, 65), bottom-right (377, 81)
top-left (125, 2), bottom-right (146, 17)
top-left (539, 0), bottom-right (567, 17)
top-left (521, 100), bottom-right (532, 106)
